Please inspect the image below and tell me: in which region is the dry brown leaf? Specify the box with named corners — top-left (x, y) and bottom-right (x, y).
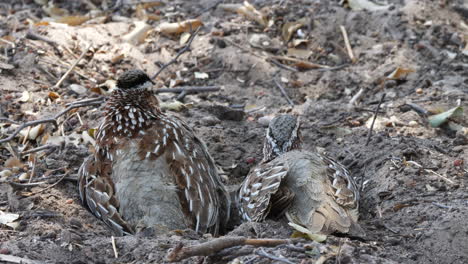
top-left (111, 54), bottom-right (125, 64)
top-left (48, 91), bottom-right (60, 101)
top-left (387, 67), bottom-right (415, 80)
top-left (4, 157), bottom-right (23, 168)
top-left (56, 16), bottom-right (90, 26)
top-left (157, 19), bottom-right (203, 35)
top-left (34, 21), bottom-right (50, 26)
top-left (282, 19), bottom-right (307, 42)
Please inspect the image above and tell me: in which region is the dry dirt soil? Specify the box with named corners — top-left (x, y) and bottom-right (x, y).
top-left (0, 0), bottom-right (467, 263)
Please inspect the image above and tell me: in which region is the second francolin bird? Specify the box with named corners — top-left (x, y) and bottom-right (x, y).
top-left (79, 69), bottom-right (230, 236)
top-left (239, 115), bottom-right (362, 236)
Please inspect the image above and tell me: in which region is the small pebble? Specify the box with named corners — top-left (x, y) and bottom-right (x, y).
top-left (416, 88), bottom-right (423, 94)
top-left (0, 248), bottom-right (10, 254)
top-left (69, 84), bottom-right (87, 95)
top-left (18, 172), bottom-right (29, 181)
top-left (408, 120), bottom-right (418, 127)
top-left (66, 199), bottom-right (74, 204)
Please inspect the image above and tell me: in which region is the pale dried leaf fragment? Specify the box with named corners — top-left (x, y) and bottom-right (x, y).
top-left (282, 19), bottom-right (307, 42)
top-left (19, 91), bottom-right (31, 102)
top-left (0, 211), bottom-right (20, 229)
top-left (122, 21), bottom-right (152, 45)
top-left (219, 1), bottom-right (268, 27)
top-left (160, 101), bottom-right (187, 112)
top-left (287, 48), bottom-right (312, 59)
top-left (288, 222), bottom-right (327, 242)
top-left (347, 0), bottom-right (390, 11)
top-left (194, 72), bottom-right (209, 79)
top-left (179, 32), bottom-right (191, 45)
top-left (0, 170), bottom-right (12, 178)
top-left (157, 19), bottom-right (203, 35)
top-left (28, 124), bottom-right (45, 140)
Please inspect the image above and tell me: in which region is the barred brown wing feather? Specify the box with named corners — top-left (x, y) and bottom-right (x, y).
top-left (239, 161), bottom-right (289, 222)
top-left (322, 156), bottom-right (359, 210)
top-left (163, 117), bottom-right (227, 234)
top-left (78, 155), bottom-right (134, 236)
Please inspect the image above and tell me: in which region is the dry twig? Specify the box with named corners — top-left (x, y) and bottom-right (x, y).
top-left (166, 236), bottom-right (294, 262)
top-left (0, 254), bottom-right (44, 264)
top-left (365, 93), bottom-right (386, 146)
top-left (340, 25), bottom-right (356, 63)
top-left (53, 44), bottom-right (92, 88)
top-left (348, 88), bottom-right (365, 108)
top-left (152, 27), bottom-right (201, 80)
top-left (0, 99), bottom-right (101, 144)
top-left (28, 172), bottom-right (69, 195)
top-left (255, 248), bottom-right (295, 264)
top-left (273, 78), bottom-right (294, 106)
top-left (111, 236), bottom-right (119, 258)
top-left (156, 86), bottom-right (220, 94)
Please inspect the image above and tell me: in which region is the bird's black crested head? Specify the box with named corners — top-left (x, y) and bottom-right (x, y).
top-left (116, 69), bottom-right (153, 90)
top-left (263, 114), bottom-right (301, 162)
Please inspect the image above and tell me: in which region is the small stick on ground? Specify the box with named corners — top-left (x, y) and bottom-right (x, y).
top-left (365, 93), bottom-right (386, 146)
top-left (269, 59), bottom-right (299, 72)
top-left (0, 99), bottom-right (102, 144)
top-left (340, 25), bottom-right (356, 63)
top-left (166, 237), bottom-right (293, 262)
top-left (406, 160), bottom-right (455, 184)
top-left (53, 44), bottom-right (92, 88)
top-left (0, 254), bottom-right (44, 264)
top-left (29, 173), bottom-right (69, 195)
top-left (152, 27), bottom-right (201, 80)
top-left (111, 236), bottom-right (119, 258)
top-left (255, 248), bottom-right (295, 264)
top-left (0, 117), bottom-right (19, 124)
top-left (155, 86), bottom-right (221, 94)
top-left (20, 144), bottom-right (56, 155)
top-left (273, 79), bottom-right (294, 106)
top-left (348, 88), bottom-right (365, 108)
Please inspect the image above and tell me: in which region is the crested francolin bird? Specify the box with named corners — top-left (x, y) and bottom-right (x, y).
top-left (78, 69), bottom-right (230, 236)
top-left (238, 114), bottom-right (362, 236)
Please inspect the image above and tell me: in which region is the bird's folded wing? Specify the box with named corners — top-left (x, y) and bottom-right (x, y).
top-left (78, 155), bottom-right (134, 236)
top-left (239, 161), bottom-right (289, 221)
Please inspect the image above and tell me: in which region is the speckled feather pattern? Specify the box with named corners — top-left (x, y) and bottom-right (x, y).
top-left (78, 71), bottom-right (229, 236)
top-left (238, 115), bottom-right (361, 235)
